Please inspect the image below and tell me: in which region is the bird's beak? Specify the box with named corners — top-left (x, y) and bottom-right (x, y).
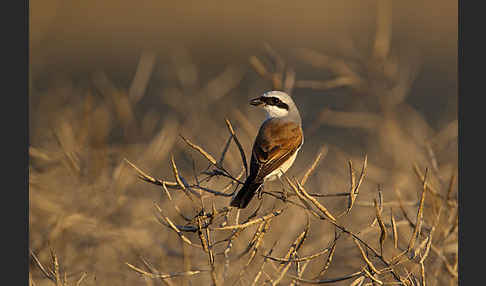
top-left (249, 96), bottom-right (264, 106)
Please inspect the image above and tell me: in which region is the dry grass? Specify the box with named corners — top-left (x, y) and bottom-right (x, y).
top-left (29, 2), bottom-right (457, 285)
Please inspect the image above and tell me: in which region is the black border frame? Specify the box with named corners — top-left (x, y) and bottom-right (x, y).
top-left (7, 0), bottom-right (29, 283)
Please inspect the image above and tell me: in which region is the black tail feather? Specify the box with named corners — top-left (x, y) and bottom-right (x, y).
top-left (230, 181), bottom-right (262, 209)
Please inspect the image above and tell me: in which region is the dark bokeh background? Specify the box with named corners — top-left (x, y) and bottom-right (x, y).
top-left (31, 0), bottom-right (456, 78)
top-left (29, 1), bottom-right (458, 285)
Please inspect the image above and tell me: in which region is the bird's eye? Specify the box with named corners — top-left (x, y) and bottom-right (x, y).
top-left (271, 98), bottom-right (279, 104)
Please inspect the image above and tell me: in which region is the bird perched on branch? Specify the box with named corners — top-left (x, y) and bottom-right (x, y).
top-left (230, 91), bottom-right (303, 208)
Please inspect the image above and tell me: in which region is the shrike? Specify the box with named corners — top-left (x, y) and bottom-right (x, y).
top-left (230, 91), bottom-right (303, 208)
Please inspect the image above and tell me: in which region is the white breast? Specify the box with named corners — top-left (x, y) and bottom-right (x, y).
top-left (264, 146), bottom-right (301, 181)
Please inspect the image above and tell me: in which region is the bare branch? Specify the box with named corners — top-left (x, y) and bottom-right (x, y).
top-left (224, 118), bottom-right (248, 178)
top-left (301, 145), bottom-right (328, 186)
top-left (126, 263), bottom-right (204, 279)
top-left (211, 209), bottom-right (284, 231)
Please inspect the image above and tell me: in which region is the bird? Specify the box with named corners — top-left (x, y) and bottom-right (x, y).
top-left (230, 91), bottom-right (304, 208)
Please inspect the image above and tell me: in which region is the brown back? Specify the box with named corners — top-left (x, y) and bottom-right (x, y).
top-left (249, 118), bottom-right (303, 182)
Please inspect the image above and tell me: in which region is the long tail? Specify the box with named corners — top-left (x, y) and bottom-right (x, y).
top-left (230, 180), bottom-right (262, 209)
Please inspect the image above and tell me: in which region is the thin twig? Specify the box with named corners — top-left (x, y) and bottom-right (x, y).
top-left (288, 271), bottom-right (363, 284)
top-left (408, 168), bottom-right (428, 253)
top-left (301, 145), bottom-right (328, 186)
top-left (126, 263), bottom-right (205, 279)
top-left (211, 209), bottom-right (284, 231)
top-left (224, 118), bottom-right (248, 179)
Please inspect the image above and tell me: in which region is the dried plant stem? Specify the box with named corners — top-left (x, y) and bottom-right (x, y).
top-left (30, 249), bottom-right (55, 281)
top-left (277, 219), bottom-right (310, 271)
top-left (211, 209), bottom-right (284, 231)
top-left (245, 221), bottom-right (270, 266)
top-left (75, 272), bottom-right (88, 286)
top-left (362, 266), bottom-right (383, 285)
top-left (251, 244), bottom-right (277, 286)
top-left (408, 168), bottom-right (428, 253)
top-left (124, 158), bottom-right (177, 187)
top-left (374, 198), bottom-right (387, 255)
top-left (224, 118), bottom-right (248, 178)
top-left (265, 246), bottom-right (331, 263)
top-left (272, 223), bottom-right (309, 286)
top-left (289, 271), bottom-right (363, 284)
top-left (390, 208), bottom-right (398, 249)
top-left (316, 240), bottom-right (337, 278)
top-left (50, 249), bottom-right (62, 286)
top-left (301, 145), bottom-right (328, 186)
top-left (158, 211), bottom-right (202, 249)
top-left (122, 114), bottom-right (455, 286)
top-left (170, 155), bottom-right (200, 204)
top-left (180, 135), bottom-right (217, 165)
top-left (295, 179), bottom-right (336, 222)
top-left (353, 238), bottom-right (380, 274)
top-left (413, 164), bottom-right (441, 198)
top-left (347, 155), bottom-right (368, 214)
top-left (126, 263), bottom-right (204, 279)
top-left (197, 215), bottom-right (219, 286)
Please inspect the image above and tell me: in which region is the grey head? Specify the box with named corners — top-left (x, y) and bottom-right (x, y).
top-left (249, 91), bottom-right (301, 123)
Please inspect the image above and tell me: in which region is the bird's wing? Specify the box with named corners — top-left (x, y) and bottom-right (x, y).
top-left (249, 118), bottom-right (303, 182)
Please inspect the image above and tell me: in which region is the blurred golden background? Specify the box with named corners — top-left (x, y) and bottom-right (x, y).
top-left (29, 1), bottom-right (458, 285)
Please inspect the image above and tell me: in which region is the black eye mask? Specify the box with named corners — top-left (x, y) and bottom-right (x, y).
top-left (263, 97), bottom-right (289, 111)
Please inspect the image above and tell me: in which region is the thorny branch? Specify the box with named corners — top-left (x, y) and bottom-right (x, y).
top-left (123, 113), bottom-right (455, 285)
